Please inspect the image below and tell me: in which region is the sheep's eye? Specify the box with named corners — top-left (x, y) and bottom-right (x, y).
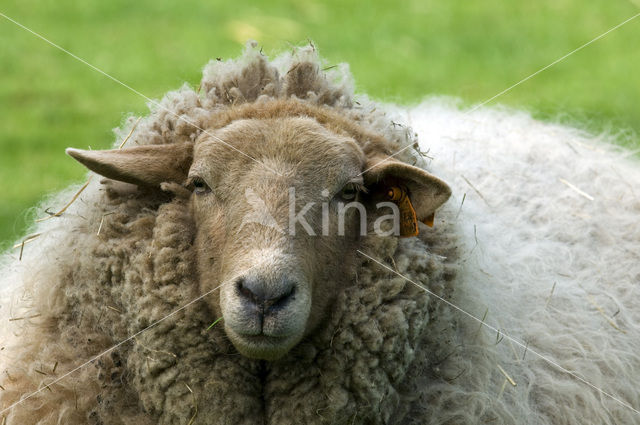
top-left (338, 183), bottom-right (359, 201)
top-left (190, 177), bottom-right (211, 195)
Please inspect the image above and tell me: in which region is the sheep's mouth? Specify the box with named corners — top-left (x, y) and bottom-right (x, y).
top-left (226, 326), bottom-right (302, 360)
top-left (238, 334), bottom-right (287, 345)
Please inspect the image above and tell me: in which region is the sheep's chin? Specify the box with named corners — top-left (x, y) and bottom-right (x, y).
top-left (226, 327), bottom-right (303, 361)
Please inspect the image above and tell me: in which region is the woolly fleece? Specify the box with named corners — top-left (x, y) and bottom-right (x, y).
top-left (0, 42), bottom-right (639, 424)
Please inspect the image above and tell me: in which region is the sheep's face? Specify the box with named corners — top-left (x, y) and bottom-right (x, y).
top-left (67, 106), bottom-right (451, 361)
top-left (189, 117), bottom-right (367, 359)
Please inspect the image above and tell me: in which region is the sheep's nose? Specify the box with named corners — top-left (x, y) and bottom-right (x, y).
top-left (235, 276), bottom-right (296, 313)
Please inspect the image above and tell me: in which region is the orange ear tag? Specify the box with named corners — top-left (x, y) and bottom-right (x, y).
top-left (387, 186), bottom-right (419, 237)
top-left (422, 212), bottom-right (435, 228)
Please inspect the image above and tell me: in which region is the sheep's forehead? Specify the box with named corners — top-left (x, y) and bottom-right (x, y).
top-left (192, 117), bottom-right (365, 190)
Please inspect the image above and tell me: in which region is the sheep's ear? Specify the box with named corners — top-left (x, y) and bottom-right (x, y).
top-left (363, 154), bottom-right (451, 237)
top-left (66, 143), bottom-right (194, 188)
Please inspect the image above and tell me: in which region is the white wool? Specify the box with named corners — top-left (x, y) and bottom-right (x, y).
top-left (405, 100), bottom-right (640, 423)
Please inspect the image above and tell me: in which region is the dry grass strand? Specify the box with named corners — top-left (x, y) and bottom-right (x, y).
top-left (118, 117), bottom-right (141, 149)
top-left (36, 177), bottom-right (93, 223)
top-left (497, 364), bottom-right (516, 386)
top-left (185, 383), bottom-right (198, 425)
top-left (586, 294), bottom-right (626, 333)
top-left (559, 178), bottom-right (594, 201)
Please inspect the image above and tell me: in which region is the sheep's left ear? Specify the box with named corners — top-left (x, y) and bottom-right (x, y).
top-left (66, 143), bottom-right (194, 188)
top-left (363, 154), bottom-right (451, 237)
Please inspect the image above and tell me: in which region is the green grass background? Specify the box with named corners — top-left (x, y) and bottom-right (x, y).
top-left (1, 0), bottom-right (639, 247)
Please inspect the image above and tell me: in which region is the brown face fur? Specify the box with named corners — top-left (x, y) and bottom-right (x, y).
top-left (190, 117), bottom-right (366, 359)
top-left (67, 100), bottom-right (451, 361)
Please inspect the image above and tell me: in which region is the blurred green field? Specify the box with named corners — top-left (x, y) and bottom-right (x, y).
top-left (1, 0), bottom-right (639, 247)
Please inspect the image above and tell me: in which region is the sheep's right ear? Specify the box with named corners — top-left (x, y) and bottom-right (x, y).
top-left (66, 143), bottom-right (194, 188)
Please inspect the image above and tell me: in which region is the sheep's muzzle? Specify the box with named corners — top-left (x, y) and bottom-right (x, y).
top-left (221, 269), bottom-right (311, 360)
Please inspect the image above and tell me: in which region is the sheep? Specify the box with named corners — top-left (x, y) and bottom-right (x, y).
top-left (0, 41), bottom-right (639, 425)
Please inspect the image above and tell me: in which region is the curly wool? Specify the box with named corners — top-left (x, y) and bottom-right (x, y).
top-left (1, 42), bottom-right (639, 425)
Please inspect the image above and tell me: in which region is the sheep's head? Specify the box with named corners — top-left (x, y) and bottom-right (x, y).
top-left (67, 102), bottom-right (450, 360)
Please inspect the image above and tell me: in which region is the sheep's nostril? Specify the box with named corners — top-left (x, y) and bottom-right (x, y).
top-left (236, 278), bottom-right (257, 302)
top-left (267, 285), bottom-right (295, 311)
top-left (235, 276), bottom-right (296, 312)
